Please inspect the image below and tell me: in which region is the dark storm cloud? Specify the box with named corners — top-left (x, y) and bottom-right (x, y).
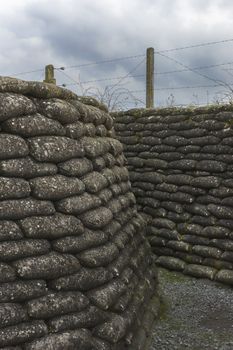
top-left (1, 0), bottom-right (233, 108)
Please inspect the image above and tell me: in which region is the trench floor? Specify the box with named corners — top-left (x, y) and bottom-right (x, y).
top-left (149, 268), bottom-right (233, 350)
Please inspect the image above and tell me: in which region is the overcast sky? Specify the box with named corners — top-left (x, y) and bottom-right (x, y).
top-left (1, 0), bottom-right (233, 109)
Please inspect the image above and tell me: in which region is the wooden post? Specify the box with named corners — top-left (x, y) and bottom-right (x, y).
top-left (146, 47), bottom-right (154, 108)
top-left (43, 64), bottom-right (56, 84)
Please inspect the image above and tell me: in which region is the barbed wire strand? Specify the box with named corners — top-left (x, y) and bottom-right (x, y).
top-left (58, 74), bottom-right (144, 87)
top-left (223, 68), bottom-right (233, 79)
top-left (57, 38), bottom-right (233, 71)
top-left (6, 37), bottom-right (233, 77)
top-left (9, 68), bottom-right (44, 77)
top-left (7, 58), bottom-right (233, 88)
top-left (156, 60), bottom-right (233, 75)
top-left (55, 68), bottom-right (81, 87)
top-left (58, 54), bottom-right (146, 70)
top-left (106, 57), bottom-right (146, 91)
top-left (57, 57), bottom-right (146, 91)
top-left (156, 51), bottom-right (232, 90)
top-left (59, 60), bottom-right (233, 88)
top-left (155, 38), bottom-right (233, 54)
top-left (125, 83), bottom-right (233, 94)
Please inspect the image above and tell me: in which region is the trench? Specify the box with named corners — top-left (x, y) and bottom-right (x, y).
top-left (150, 268), bottom-right (233, 350)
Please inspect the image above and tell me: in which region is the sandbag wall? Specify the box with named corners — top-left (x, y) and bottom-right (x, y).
top-left (0, 77), bottom-right (159, 350)
top-left (114, 106), bottom-right (233, 286)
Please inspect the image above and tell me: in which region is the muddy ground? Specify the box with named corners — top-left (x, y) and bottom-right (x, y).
top-left (149, 268), bottom-right (233, 350)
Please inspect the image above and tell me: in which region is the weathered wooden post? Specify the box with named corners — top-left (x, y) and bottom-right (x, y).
top-left (43, 64), bottom-right (56, 84)
top-left (146, 47), bottom-right (154, 108)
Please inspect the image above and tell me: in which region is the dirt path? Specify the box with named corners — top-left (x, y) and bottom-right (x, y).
top-left (149, 268), bottom-right (233, 350)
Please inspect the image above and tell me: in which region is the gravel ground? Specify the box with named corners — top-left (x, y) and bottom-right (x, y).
top-left (149, 268), bottom-right (233, 350)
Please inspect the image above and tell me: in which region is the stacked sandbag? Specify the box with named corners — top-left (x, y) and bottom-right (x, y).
top-left (0, 77), bottom-right (159, 350)
top-left (114, 106), bottom-right (233, 286)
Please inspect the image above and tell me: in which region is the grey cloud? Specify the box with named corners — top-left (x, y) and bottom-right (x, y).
top-left (0, 0), bottom-right (233, 108)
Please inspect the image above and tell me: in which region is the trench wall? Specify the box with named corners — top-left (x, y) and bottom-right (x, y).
top-left (0, 77), bottom-right (159, 350)
top-left (114, 105), bottom-right (233, 286)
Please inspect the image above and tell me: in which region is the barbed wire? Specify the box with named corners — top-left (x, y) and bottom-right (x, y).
top-left (3, 37), bottom-right (233, 109)
top-left (154, 38), bottom-right (233, 54)
top-left (156, 61), bottom-right (233, 75)
top-left (58, 60), bottom-right (233, 88)
top-left (56, 57), bottom-right (146, 90)
top-left (106, 57), bottom-right (146, 91)
top-left (6, 37), bottom-right (233, 77)
top-left (125, 83), bottom-right (232, 94)
top-left (6, 59), bottom-right (233, 88)
top-left (56, 54), bottom-right (146, 71)
top-left (223, 68), bottom-right (233, 79)
top-left (56, 38), bottom-right (233, 71)
top-left (156, 51), bottom-right (232, 90)
top-left (55, 69), bottom-right (81, 86)
top-left (58, 74), bottom-right (144, 87)
top-left (9, 68), bottom-right (44, 77)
